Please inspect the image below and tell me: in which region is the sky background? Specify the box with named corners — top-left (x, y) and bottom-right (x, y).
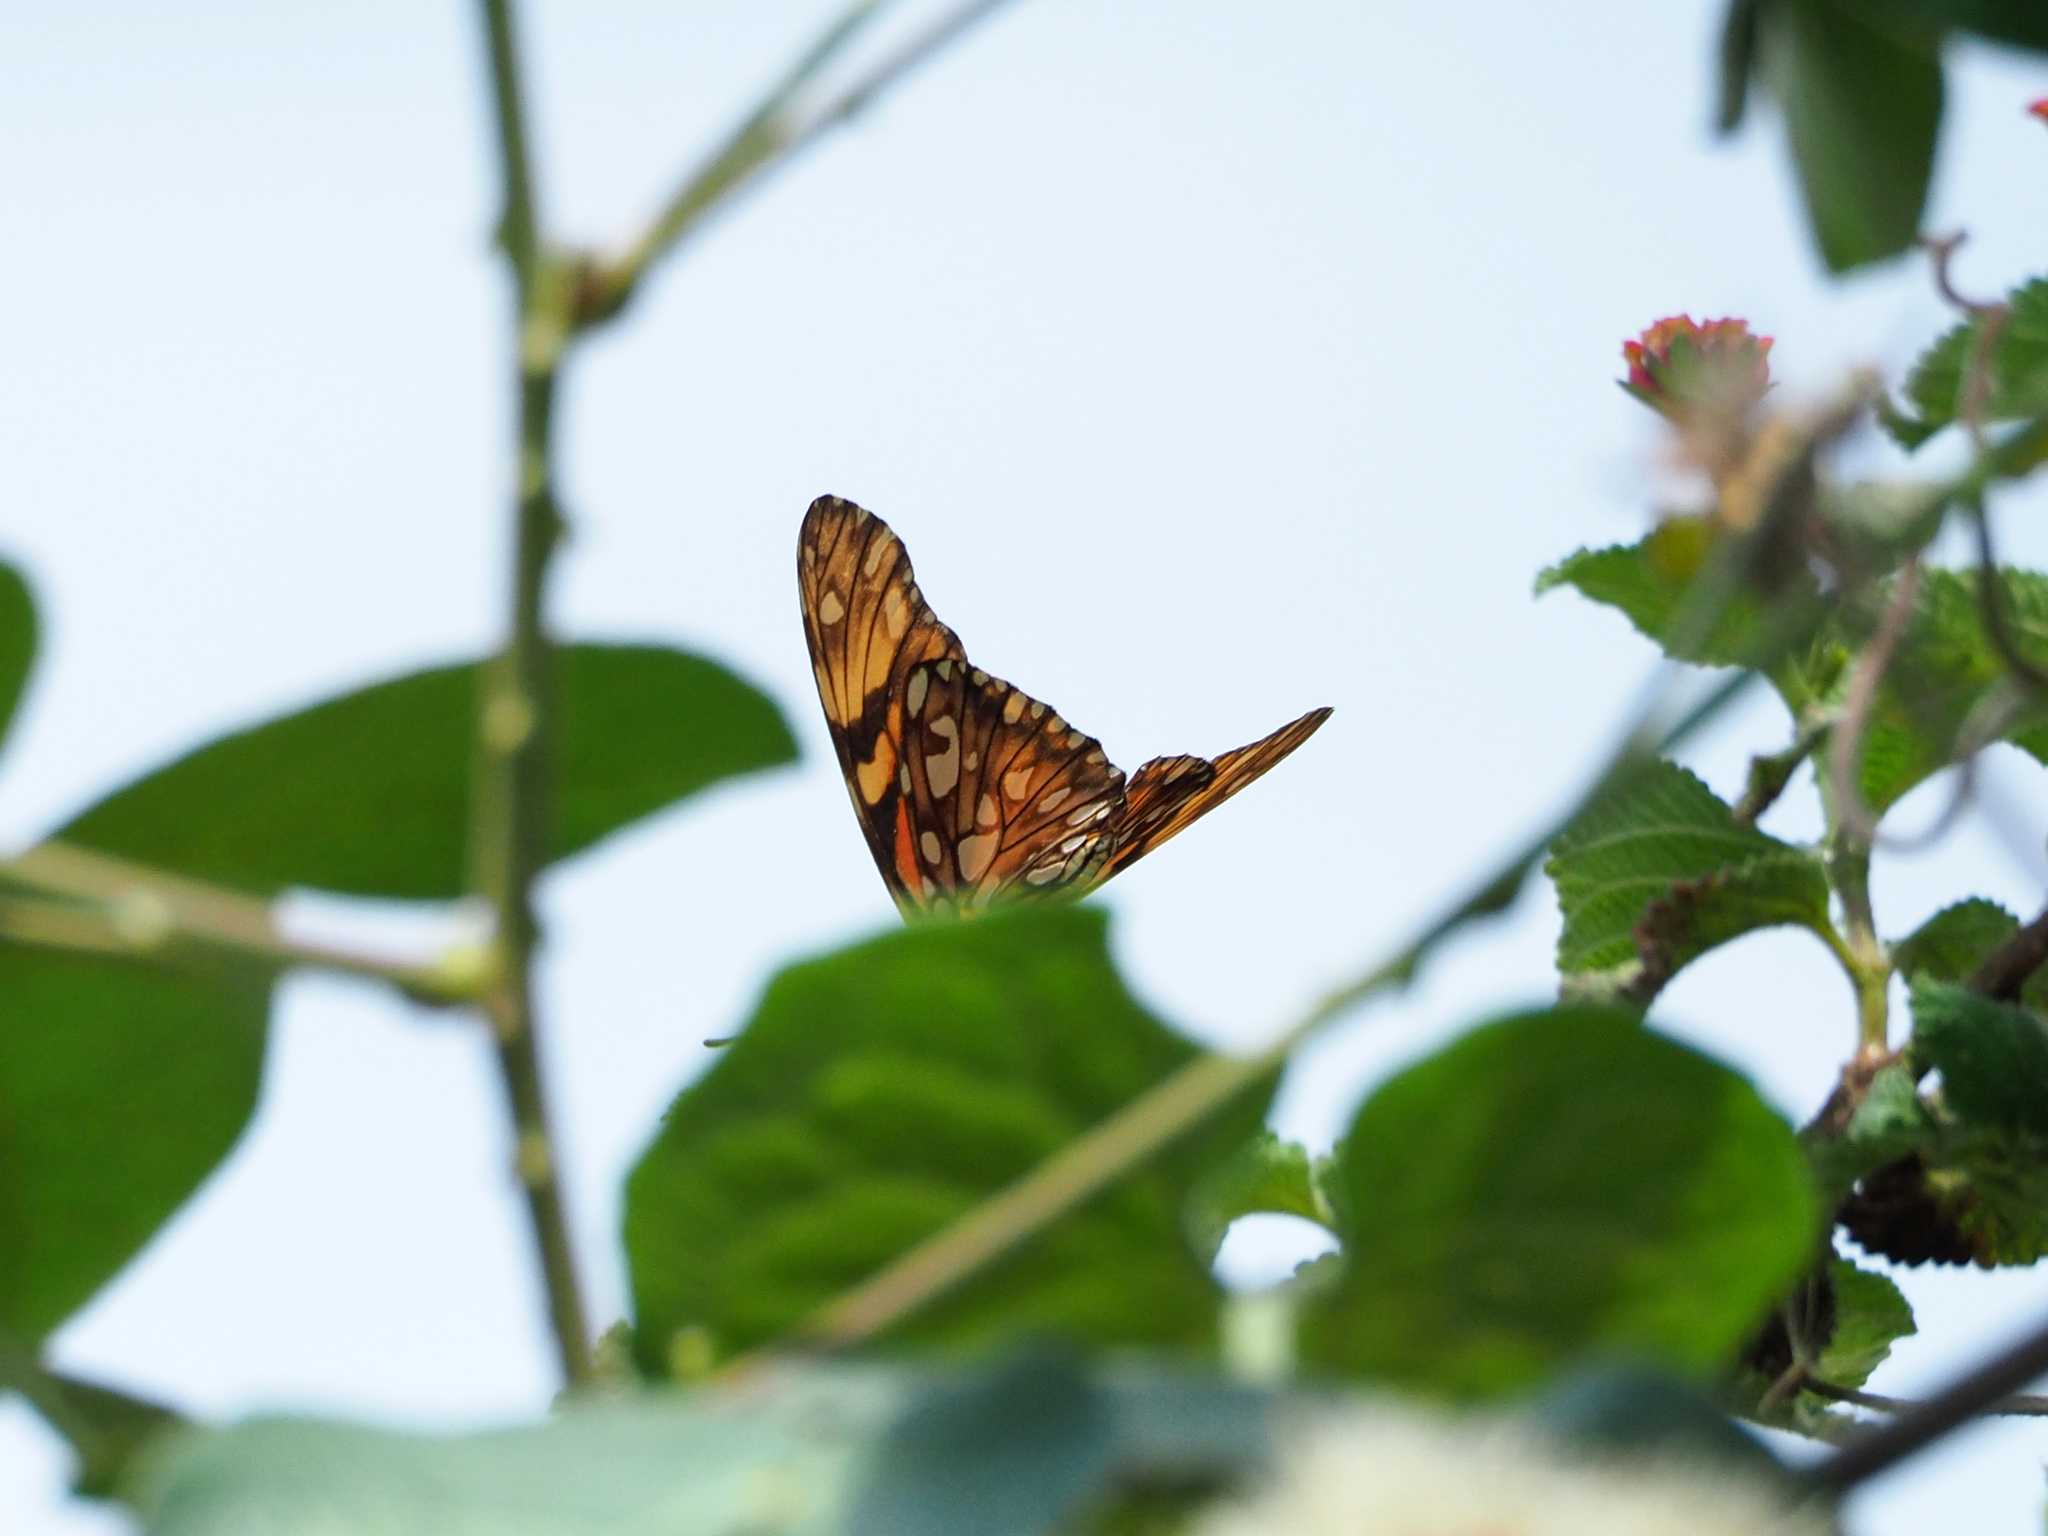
top-left (3, 2), bottom-right (2048, 1531)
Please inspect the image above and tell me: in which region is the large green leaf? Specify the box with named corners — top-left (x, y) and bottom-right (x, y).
top-left (0, 944), bottom-right (271, 1340)
top-left (1300, 1007), bottom-right (1817, 1396)
top-left (1860, 0), bottom-right (2048, 51)
top-left (1758, 0), bottom-right (1943, 273)
top-left (623, 907), bottom-right (1274, 1374)
top-left (1890, 898), bottom-right (2048, 1012)
top-left (134, 1362), bottom-right (1277, 1536)
top-left (60, 643), bottom-right (796, 899)
top-left (1545, 759), bottom-right (1831, 1005)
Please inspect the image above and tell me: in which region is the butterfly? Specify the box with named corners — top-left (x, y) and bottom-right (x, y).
top-left (798, 494), bottom-right (1331, 918)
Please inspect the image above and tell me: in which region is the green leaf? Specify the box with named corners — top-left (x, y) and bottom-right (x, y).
top-left (1890, 279), bottom-right (2048, 447)
top-left (845, 1351), bottom-right (1110, 1536)
top-left (0, 559), bottom-right (38, 761)
top-left (1819, 1257), bottom-right (1915, 1389)
top-left (1758, 0), bottom-right (1943, 273)
top-left (623, 907), bottom-right (1275, 1373)
top-left (1892, 899), bottom-right (2015, 984)
top-left (1545, 759), bottom-right (1831, 1005)
top-left (1183, 1133), bottom-right (1330, 1267)
top-left (135, 1362), bottom-right (1276, 1536)
top-left (1300, 1006), bottom-right (1818, 1396)
top-left (1910, 979), bottom-right (2048, 1137)
top-left (61, 643), bottom-right (796, 899)
top-left (1536, 519), bottom-right (1814, 671)
top-left (1805, 1061), bottom-right (1938, 1203)
top-left (1809, 567), bottom-right (2048, 815)
top-left (0, 945), bottom-right (271, 1340)
top-left (139, 1372), bottom-right (912, 1536)
top-left (19, 1367), bottom-right (186, 1502)
top-left (1863, 0), bottom-right (2048, 51)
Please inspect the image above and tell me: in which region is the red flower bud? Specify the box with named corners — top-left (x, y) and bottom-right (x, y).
top-left (1621, 315), bottom-right (1773, 426)
top-left (2031, 98), bottom-right (2048, 126)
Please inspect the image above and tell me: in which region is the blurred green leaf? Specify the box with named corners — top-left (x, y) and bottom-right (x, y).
top-left (1890, 898), bottom-right (2048, 1012)
top-left (1545, 759), bottom-right (1830, 1005)
top-left (136, 1362), bottom-right (1274, 1536)
top-left (1183, 1133), bottom-right (1330, 1268)
top-left (1805, 1061), bottom-right (1937, 1203)
top-left (624, 907), bottom-right (1273, 1373)
top-left (1889, 279), bottom-right (2048, 448)
top-left (846, 1351), bottom-right (1109, 1536)
top-left (1301, 1006), bottom-right (1817, 1396)
top-left (1536, 519), bottom-right (1818, 670)
top-left (1862, 0), bottom-right (2048, 49)
top-left (1910, 979), bottom-right (2048, 1138)
top-left (61, 643), bottom-right (796, 899)
top-left (22, 1367), bottom-right (186, 1502)
top-left (1530, 1365), bottom-right (1796, 1479)
top-left (139, 1371), bottom-right (911, 1536)
top-left (1819, 1257), bottom-right (1914, 1389)
top-left (1758, 0), bottom-right (1942, 272)
top-left (1804, 568), bottom-right (2048, 815)
top-left (0, 559), bottom-right (37, 761)
top-left (0, 945), bottom-right (270, 1340)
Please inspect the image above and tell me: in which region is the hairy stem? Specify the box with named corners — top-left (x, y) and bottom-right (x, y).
top-left (473, 0), bottom-right (591, 1389)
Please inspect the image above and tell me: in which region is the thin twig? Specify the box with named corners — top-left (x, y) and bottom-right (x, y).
top-left (0, 840), bottom-right (467, 997)
top-left (1814, 1308), bottom-right (2048, 1489)
top-left (1828, 556), bottom-right (1921, 850)
top-left (1731, 729), bottom-right (1820, 828)
top-left (479, 0), bottom-right (542, 293)
top-left (1801, 1375), bottom-right (2048, 1419)
top-left (580, 0), bottom-right (1027, 322)
top-left (472, 0), bottom-right (592, 1390)
top-left (1969, 899), bottom-right (2048, 1002)
top-left (1969, 497), bottom-right (2048, 693)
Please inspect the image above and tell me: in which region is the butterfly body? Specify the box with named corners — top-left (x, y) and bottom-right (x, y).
top-left (798, 494), bottom-right (1328, 917)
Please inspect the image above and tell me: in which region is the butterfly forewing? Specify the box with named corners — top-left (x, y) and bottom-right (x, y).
top-left (798, 494), bottom-right (1329, 916)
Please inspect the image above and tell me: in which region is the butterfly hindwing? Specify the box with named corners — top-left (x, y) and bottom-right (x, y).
top-left (1101, 707), bottom-right (1333, 879)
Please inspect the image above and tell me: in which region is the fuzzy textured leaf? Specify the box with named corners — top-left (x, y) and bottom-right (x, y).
top-left (1910, 980), bottom-right (2048, 1138)
top-left (1890, 278), bottom-right (2048, 447)
top-left (1546, 759), bottom-right (1829, 1003)
top-left (1301, 1007), bottom-right (1817, 1396)
top-left (1758, 0), bottom-right (1942, 273)
top-left (1819, 1257), bottom-right (1914, 1390)
top-left (61, 643), bottom-right (796, 899)
top-left (623, 907), bottom-right (1274, 1373)
top-left (1890, 898), bottom-right (2048, 1013)
top-left (0, 945), bottom-right (271, 1340)
top-left (1536, 519), bottom-right (1814, 670)
top-left (1802, 568), bottom-right (2048, 814)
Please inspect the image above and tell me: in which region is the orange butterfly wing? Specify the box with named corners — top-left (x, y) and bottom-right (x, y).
top-left (798, 495), bottom-right (1123, 916)
top-left (798, 494), bottom-right (1330, 915)
top-left (1101, 707), bottom-right (1333, 880)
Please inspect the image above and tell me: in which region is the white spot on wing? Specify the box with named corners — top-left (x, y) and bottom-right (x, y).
top-left (920, 831), bottom-right (943, 865)
top-left (818, 589), bottom-right (845, 624)
top-left (927, 717), bottom-right (961, 797)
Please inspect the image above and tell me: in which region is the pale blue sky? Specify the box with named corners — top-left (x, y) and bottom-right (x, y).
top-left (3, 3), bottom-right (2048, 1532)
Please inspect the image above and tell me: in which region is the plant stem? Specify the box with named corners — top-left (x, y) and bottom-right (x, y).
top-left (0, 840), bottom-right (472, 996)
top-left (474, 0), bottom-right (591, 1389)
